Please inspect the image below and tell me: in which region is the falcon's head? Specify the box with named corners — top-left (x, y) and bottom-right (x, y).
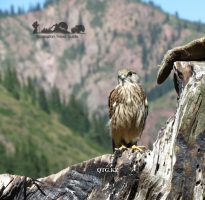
top-left (117, 69), bottom-right (140, 85)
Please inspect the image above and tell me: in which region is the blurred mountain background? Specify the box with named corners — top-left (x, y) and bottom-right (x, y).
top-left (0, 0), bottom-right (204, 178)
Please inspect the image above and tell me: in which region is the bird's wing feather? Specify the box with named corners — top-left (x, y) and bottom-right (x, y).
top-left (108, 88), bottom-right (119, 119)
top-left (108, 89), bottom-right (119, 151)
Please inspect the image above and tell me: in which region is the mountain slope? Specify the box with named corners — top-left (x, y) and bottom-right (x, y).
top-left (0, 84), bottom-right (104, 178)
top-left (0, 0), bottom-right (204, 107)
top-left (0, 0), bottom-right (205, 146)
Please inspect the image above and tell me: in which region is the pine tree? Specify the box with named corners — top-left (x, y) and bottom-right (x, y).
top-left (44, 0), bottom-right (55, 8)
top-left (27, 77), bottom-right (37, 105)
top-left (197, 20), bottom-right (202, 32)
top-left (36, 2), bottom-right (41, 11)
top-left (3, 68), bottom-right (20, 99)
top-left (60, 94), bottom-right (90, 134)
top-left (60, 103), bottom-right (70, 127)
top-left (49, 86), bottom-right (62, 113)
top-left (142, 43), bottom-right (148, 69)
top-left (38, 87), bottom-right (50, 114)
top-left (10, 5), bottom-right (15, 16)
top-left (17, 7), bottom-right (24, 15)
top-left (68, 95), bottom-right (90, 133)
top-left (89, 112), bottom-right (111, 149)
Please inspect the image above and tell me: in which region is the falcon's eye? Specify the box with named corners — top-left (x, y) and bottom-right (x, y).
top-left (128, 71), bottom-right (132, 76)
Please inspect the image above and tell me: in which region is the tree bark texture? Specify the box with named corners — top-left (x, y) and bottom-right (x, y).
top-left (1, 39), bottom-right (205, 200)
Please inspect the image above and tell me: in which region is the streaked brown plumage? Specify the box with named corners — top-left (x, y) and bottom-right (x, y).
top-left (108, 69), bottom-right (148, 151)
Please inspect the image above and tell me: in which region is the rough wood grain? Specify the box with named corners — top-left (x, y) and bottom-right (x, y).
top-left (0, 61), bottom-right (205, 200)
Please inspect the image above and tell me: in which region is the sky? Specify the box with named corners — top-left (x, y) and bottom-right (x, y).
top-left (0, 0), bottom-right (46, 12)
top-left (143, 0), bottom-right (205, 23)
top-left (0, 0), bottom-right (205, 23)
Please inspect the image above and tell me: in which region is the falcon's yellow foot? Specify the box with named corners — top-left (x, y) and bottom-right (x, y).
top-left (116, 145), bottom-right (128, 151)
top-left (131, 145), bottom-right (146, 152)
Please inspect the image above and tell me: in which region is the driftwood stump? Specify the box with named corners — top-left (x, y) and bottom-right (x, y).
top-left (0, 61), bottom-right (204, 200)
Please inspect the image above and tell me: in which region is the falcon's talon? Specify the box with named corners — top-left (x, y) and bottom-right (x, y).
top-left (131, 145), bottom-right (146, 152)
top-left (117, 145), bottom-right (128, 151)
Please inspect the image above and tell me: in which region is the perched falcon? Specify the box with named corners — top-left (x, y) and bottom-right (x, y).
top-left (108, 69), bottom-right (148, 151)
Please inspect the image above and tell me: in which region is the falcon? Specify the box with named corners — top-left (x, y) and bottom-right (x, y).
top-left (108, 69), bottom-right (148, 151)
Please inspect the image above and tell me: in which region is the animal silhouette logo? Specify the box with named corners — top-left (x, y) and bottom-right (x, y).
top-left (32, 21), bottom-right (85, 34)
top-left (32, 21), bottom-right (40, 34)
top-left (71, 25), bottom-right (85, 33)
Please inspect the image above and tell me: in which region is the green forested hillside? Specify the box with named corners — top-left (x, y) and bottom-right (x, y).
top-left (0, 84), bottom-right (106, 178)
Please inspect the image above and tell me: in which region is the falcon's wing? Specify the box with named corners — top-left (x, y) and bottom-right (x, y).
top-left (108, 88), bottom-right (119, 119)
top-left (108, 88), bottom-right (120, 152)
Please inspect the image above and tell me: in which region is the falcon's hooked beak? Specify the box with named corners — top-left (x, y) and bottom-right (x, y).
top-left (118, 74), bottom-right (126, 86)
top-left (118, 75), bottom-right (126, 81)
